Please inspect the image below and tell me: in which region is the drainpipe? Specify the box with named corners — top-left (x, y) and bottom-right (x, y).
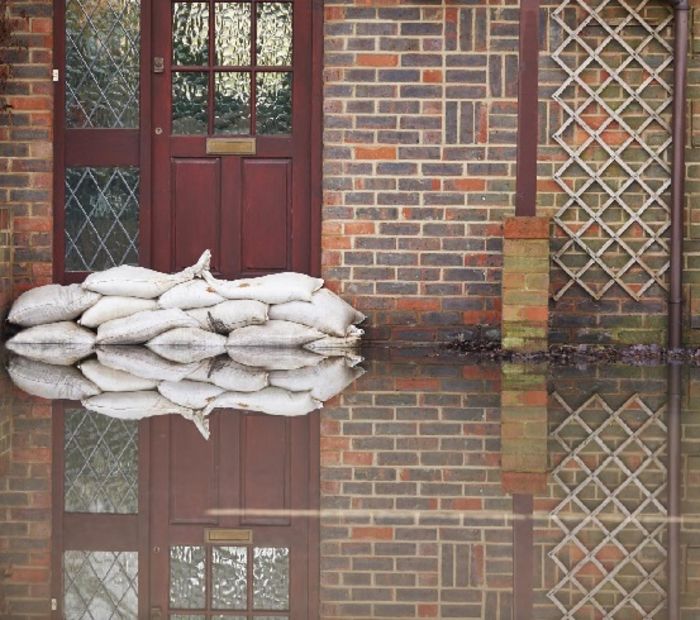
top-left (667, 0), bottom-right (689, 349)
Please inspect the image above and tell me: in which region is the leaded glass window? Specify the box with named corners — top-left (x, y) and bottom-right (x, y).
top-left (64, 408), bottom-right (138, 514)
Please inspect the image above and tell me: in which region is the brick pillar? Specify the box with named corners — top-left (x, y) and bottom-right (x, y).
top-left (0, 204), bottom-right (10, 324)
top-left (502, 216), bottom-right (550, 352)
top-left (500, 364), bottom-right (548, 495)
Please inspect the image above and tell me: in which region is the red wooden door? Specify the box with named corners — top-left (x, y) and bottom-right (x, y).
top-left (151, 0), bottom-right (314, 277)
top-left (149, 411), bottom-right (318, 619)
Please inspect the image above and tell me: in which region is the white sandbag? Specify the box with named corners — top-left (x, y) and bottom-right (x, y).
top-left (79, 359), bottom-right (158, 392)
top-left (8, 356), bottom-right (100, 401)
top-left (79, 296), bottom-right (158, 328)
top-left (96, 309), bottom-right (199, 345)
top-left (8, 283), bottom-right (101, 327)
top-left (7, 321), bottom-right (96, 346)
top-left (146, 344), bottom-right (223, 365)
top-left (148, 327), bottom-right (226, 348)
top-left (268, 289), bottom-right (366, 337)
top-left (97, 346), bottom-right (198, 382)
top-left (82, 250), bottom-right (210, 298)
top-left (187, 300), bottom-right (268, 333)
top-left (4, 342), bottom-right (95, 366)
top-left (186, 358), bottom-right (216, 382)
top-left (228, 346), bottom-right (327, 371)
top-left (157, 280), bottom-right (225, 310)
top-left (269, 357), bottom-right (366, 402)
top-left (304, 326), bottom-right (364, 352)
top-left (158, 380), bottom-right (225, 410)
top-left (202, 270), bottom-right (323, 304)
top-left (82, 391), bottom-right (192, 420)
top-left (183, 409), bottom-right (211, 441)
top-left (204, 387), bottom-right (322, 417)
top-left (207, 357), bottom-right (269, 392)
top-left (227, 320), bottom-right (325, 348)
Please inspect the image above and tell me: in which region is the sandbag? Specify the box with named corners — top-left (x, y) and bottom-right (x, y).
top-left (79, 296), bottom-right (158, 328)
top-left (158, 380), bottom-right (225, 410)
top-left (79, 359), bottom-right (158, 392)
top-left (157, 279), bottom-right (225, 310)
top-left (82, 250), bottom-right (210, 298)
top-left (269, 357), bottom-right (365, 402)
top-left (4, 342), bottom-right (95, 366)
top-left (269, 289), bottom-right (366, 337)
top-left (227, 320), bottom-right (325, 348)
top-left (187, 300), bottom-right (268, 334)
top-left (96, 309), bottom-right (199, 345)
top-left (7, 321), bottom-right (96, 347)
top-left (82, 391), bottom-right (192, 420)
top-left (8, 356), bottom-right (100, 401)
top-left (8, 283), bottom-right (101, 327)
top-left (202, 270), bottom-right (323, 304)
top-left (206, 357), bottom-right (269, 392)
top-left (228, 346), bottom-right (327, 371)
top-left (97, 346), bottom-right (198, 382)
top-left (304, 326), bottom-right (364, 352)
top-left (204, 387), bottom-right (322, 417)
top-left (147, 328), bottom-right (226, 364)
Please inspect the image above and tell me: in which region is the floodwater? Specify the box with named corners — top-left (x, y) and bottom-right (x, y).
top-left (0, 344), bottom-right (697, 619)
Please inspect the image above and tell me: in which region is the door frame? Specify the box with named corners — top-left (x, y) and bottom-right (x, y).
top-left (52, 0), bottom-right (323, 282)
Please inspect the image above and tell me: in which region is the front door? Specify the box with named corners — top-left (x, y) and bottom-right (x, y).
top-left (152, 0), bottom-right (313, 277)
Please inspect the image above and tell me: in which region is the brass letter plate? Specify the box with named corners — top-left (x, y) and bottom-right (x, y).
top-left (205, 528), bottom-right (253, 544)
top-left (206, 137), bottom-right (256, 155)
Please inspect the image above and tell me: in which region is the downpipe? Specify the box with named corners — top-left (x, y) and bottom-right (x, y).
top-left (667, 0), bottom-right (689, 349)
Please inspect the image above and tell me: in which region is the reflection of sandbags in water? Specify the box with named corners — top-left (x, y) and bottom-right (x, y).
top-left (7, 321), bottom-right (96, 347)
top-left (187, 300), bottom-right (268, 334)
top-left (202, 270), bottom-right (323, 304)
top-left (269, 289), bottom-right (366, 337)
top-left (228, 346), bottom-right (326, 371)
top-left (206, 357), bottom-right (269, 392)
top-left (79, 359), bottom-right (158, 392)
top-left (227, 320), bottom-right (325, 348)
top-left (79, 296), bottom-right (158, 328)
top-left (8, 283), bottom-right (101, 327)
top-left (82, 391), bottom-right (192, 419)
top-left (158, 380), bottom-right (225, 410)
top-left (157, 280), bottom-right (225, 309)
top-left (205, 387), bottom-right (322, 416)
top-left (97, 346), bottom-right (198, 382)
top-left (96, 309), bottom-right (199, 345)
top-left (146, 328), bottom-right (226, 364)
top-left (269, 357), bottom-right (366, 401)
top-left (8, 356), bottom-right (100, 400)
top-left (305, 325), bottom-right (364, 352)
top-left (4, 342), bottom-right (94, 366)
top-left (82, 250), bottom-right (210, 298)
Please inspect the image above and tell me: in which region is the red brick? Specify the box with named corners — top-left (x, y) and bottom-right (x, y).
top-left (503, 216), bottom-right (550, 240)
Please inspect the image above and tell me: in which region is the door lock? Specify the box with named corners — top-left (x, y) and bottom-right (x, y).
top-left (153, 57), bottom-right (164, 74)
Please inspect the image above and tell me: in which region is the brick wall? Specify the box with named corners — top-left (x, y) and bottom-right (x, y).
top-left (0, 1), bottom-right (53, 326)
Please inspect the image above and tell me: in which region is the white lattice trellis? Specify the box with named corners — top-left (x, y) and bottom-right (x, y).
top-left (547, 391), bottom-right (668, 618)
top-left (551, 0), bottom-right (673, 300)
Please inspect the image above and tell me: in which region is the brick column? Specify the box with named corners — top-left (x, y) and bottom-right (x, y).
top-left (502, 216), bottom-right (550, 352)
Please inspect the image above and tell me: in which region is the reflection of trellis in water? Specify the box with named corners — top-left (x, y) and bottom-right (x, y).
top-left (547, 391), bottom-right (667, 618)
top-left (550, 0), bottom-right (673, 300)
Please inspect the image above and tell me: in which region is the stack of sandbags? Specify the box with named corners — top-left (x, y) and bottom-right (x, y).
top-left (7, 345), bottom-right (365, 440)
top-left (5, 249), bottom-right (365, 356)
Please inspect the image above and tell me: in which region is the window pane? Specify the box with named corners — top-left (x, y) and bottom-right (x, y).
top-left (173, 2), bottom-right (209, 65)
top-left (65, 0), bottom-right (140, 128)
top-left (64, 408), bottom-right (139, 514)
top-left (172, 72), bottom-right (209, 134)
top-left (216, 3), bottom-right (251, 66)
top-left (256, 72), bottom-right (292, 135)
top-left (212, 546), bottom-right (248, 609)
top-left (170, 546), bottom-right (206, 609)
top-left (64, 551), bottom-right (138, 618)
top-left (65, 167), bottom-right (140, 272)
top-left (253, 547), bottom-right (289, 610)
top-left (256, 2), bottom-right (292, 66)
top-left (215, 72), bottom-right (251, 135)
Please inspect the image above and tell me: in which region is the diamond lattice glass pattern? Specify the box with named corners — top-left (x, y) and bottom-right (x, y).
top-left (253, 547), bottom-right (289, 610)
top-left (256, 3), bottom-right (292, 66)
top-left (64, 551), bottom-right (138, 619)
top-left (212, 546), bottom-right (248, 609)
top-left (65, 0), bottom-right (140, 128)
top-left (65, 167), bottom-right (140, 272)
top-left (170, 546), bottom-right (206, 609)
top-left (64, 408), bottom-right (138, 514)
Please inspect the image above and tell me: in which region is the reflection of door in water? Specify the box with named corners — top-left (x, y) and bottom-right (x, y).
top-left (152, 0), bottom-right (314, 278)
